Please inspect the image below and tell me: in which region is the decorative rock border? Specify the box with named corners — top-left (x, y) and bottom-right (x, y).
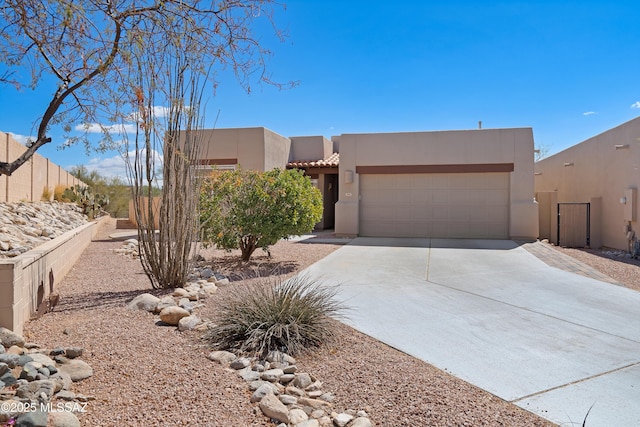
top-left (208, 350), bottom-right (373, 427)
top-left (0, 328), bottom-right (94, 427)
top-left (123, 239), bottom-right (373, 426)
top-left (128, 286), bottom-right (376, 426)
top-left (126, 278), bottom-right (225, 332)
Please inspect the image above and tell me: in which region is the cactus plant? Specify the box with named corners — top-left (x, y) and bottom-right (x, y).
top-left (63, 185), bottom-right (110, 219)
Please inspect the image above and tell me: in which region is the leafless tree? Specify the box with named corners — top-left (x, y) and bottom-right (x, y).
top-left (125, 32), bottom-right (206, 289)
top-left (535, 144), bottom-right (550, 162)
top-left (0, 0), bottom-right (289, 175)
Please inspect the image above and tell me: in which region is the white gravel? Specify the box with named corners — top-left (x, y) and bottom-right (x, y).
top-left (24, 218), bottom-right (554, 426)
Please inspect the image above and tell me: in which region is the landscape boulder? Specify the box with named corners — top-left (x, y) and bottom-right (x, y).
top-left (126, 293), bottom-right (160, 312)
top-left (0, 327), bottom-right (25, 347)
top-left (159, 306), bottom-right (190, 326)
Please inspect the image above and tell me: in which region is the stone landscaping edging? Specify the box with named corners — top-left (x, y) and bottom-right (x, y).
top-left (208, 350), bottom-right (373, 427)
top-left (0, 327), bottom-right (94, 427)
top-left (122, 239), bottom-right (374, 426)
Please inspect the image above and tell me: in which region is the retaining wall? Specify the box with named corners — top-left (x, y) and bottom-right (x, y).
top-left (0, 217), bottom-right (108, 335)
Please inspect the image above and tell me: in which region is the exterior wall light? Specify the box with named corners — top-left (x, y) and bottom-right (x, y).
top-left (620, 196), bottom-right (627, 204)
top-left (344, 170), bottom-right (354, 184)
top-left (615, 144), bottom-right (630, 149)
top-left (563, 162), bottom-right (574, 167)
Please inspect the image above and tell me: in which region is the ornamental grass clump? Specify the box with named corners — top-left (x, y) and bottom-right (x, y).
top-left (206, 275), bottom-right (344, 357)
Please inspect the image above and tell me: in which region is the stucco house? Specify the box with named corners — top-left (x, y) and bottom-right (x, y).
top-left (193, 126), bottom-right (539, 240)
top-left (535, 117), bottom-right (640, 250)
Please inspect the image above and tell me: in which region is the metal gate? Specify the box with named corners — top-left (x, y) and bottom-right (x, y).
top-left (557, 203), bottom-right (590, 247)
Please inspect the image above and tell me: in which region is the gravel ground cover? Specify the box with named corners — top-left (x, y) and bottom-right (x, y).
top-left (549, 244), bottom-right (640, 291)
top-left (24, 218), bottom-right (554, 426)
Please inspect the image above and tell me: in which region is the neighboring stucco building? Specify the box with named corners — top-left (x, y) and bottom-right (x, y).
top-left (535, 117), bottom-right (640, 250)
top-left (192, 126), bottom-right (539, 240)
top-left (194, 127), bottom-right (292, 171)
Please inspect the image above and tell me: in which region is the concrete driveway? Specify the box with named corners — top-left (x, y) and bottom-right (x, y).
top-left (301, 238), bottom-right (640, 426)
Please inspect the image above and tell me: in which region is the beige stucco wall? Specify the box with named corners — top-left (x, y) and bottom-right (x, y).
top-left (195, 127), bottom-right (291, 171)
top-left (46, 162), bottom-right (59, 200)
top-left (0, 131), bottom-right (79, 202)
top-left (535, 117), bottom-right (640, 250)
top-left (32, 153), bottom-right (48, 200)
top-left (129, 196), bottom-right (162, 229)
top-left (289, 136), bottom-right (333, 162)
top-left (6, 135), bottom-right (32, 202)
top-left (336, 128), bottom-right (539, 239)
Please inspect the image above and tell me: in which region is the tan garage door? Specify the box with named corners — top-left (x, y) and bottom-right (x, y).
top-left (359, 172), bottom-right (509, 238)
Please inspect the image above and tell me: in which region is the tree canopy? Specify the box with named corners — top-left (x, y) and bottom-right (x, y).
top-left (0, 0), bottom-right (288, 175)
top-left (200, 168), bottom-right (323, 261)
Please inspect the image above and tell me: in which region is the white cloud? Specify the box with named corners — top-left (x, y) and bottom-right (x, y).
top-left (82, 149), bottom-right (163, 180)
top-left (152, 105), bottom-right (170, 118)
top-left (75, 123), bottom-right (137, 134)
top-left (8, 132), bottom-right (34, 145)
top-left (583, 111), bottom-right (596, 116)
top-left (126, 105), bottom-right (171, 122)
top-left (631, 102), bottom-right (640, 109)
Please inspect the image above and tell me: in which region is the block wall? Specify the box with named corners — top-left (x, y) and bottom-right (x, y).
top-left (0, 131), bottom-right (80, 202)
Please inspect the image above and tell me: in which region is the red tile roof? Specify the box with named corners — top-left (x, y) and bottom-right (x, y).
top-left (287, 152), bottom-right (339, 168)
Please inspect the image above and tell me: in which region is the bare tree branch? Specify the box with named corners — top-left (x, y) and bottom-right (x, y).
top-left (0, 0), bottom-right (291, 175)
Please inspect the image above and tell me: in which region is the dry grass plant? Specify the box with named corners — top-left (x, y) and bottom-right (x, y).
top-left (205, 274), bottom-right (344, 357)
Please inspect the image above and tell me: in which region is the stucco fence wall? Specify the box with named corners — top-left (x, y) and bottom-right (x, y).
top-left (128, 196), bottom-right (162, 230)
top-left (0, 131), bottom-right (82, 202)
top-left (0, 216), bottom-right (109, 335)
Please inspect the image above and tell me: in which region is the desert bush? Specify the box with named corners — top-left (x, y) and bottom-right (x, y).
top-left (53, 184), bottom-right (69, 202)
top-left (200, 168), bottom-right (323, 261)
top-left (41, 186), bottom-right (52, 201)
top-left (205, 275), bottom-right (344, 357)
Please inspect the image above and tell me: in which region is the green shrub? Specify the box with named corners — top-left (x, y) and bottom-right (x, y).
top-left (199, 168), bottom-right (323, 261)
top-left (205, 275), bottom-right (344, 357)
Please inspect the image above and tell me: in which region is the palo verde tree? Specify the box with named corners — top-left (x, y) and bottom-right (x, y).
top-left (200, 168), bottom-right (323, 261)
top-left (0, 0), bottom-right (290, 176)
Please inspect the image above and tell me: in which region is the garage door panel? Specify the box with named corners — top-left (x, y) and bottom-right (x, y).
top-left (484, 173), bottom-right (510, 188)
top-left (449, 208), bottom-right (473, 222)
top-left (360, 172), bottom-right (509, 239)
top-left (466, 190), bottom-right (487, 205)
top-left (449, 174), bottom-right (472, 188)
top-left (486, 206), bottom-right (509, 220)
top-left (431, 206), bottom-right (450, 221)
top-left (432, 189), bottom-right (450, 204)
top-left (450, 189), bottom-right (475, 205)
top-left (413, 222), bottom-right (432, 236)
top-left (428, 174), bottom-right (449, 187)
top-left (411, 190), bottom-right (432, 205)
top-left (485, 189), bottom-right (508, 204)
top-left (360, 205), bottom-right (404, 221)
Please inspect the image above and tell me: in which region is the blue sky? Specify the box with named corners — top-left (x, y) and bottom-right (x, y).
top-left (1, 0), bottom-right (640, 177)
